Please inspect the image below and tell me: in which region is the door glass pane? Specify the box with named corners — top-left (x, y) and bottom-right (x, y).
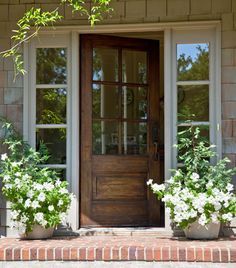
top-left (92, 121), bottom-right (119, 155)
top-left (36, 88), bottom-right (67, 124)
top-left (122, 87), bottom-right (148, 120)
top-left (122, 122), bottom-right (147, 155)
top-left (36, 48), bottom-right (67, 84)
top-left (92, 84), bottom-right (119, 118)
top-left (178, 85), bottom-right (209, 122)
top-left (122, 50), bottom-right (147, 84)
top-left (177, 43), bottom-right (209, 81)
top-left (93, 48), bottom-right (118, 82)
top-left (36, 128), bottom-right (66, 164)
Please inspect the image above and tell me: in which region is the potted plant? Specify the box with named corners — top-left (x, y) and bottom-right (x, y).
top-left (147, 125), bottom-right (236, 239)
top-left (0, 121), bottom-right (73, 239)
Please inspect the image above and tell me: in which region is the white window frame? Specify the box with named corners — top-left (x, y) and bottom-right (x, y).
top-left (23, 22), bottom-right (221, 232)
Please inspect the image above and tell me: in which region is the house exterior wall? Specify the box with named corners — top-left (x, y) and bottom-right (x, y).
top-left (0, 0), bottom-right (236, 236)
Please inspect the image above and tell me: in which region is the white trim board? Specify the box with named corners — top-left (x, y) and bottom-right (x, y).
top-left (23, 21), bottom-right (221, 232)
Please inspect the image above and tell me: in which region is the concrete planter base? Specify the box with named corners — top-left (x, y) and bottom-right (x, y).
top-left (184, 221), bottom-right (220, 240)
top-left (20, 225), bottom-right (54, 240)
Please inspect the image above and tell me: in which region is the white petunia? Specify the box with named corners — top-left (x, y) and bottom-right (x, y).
top-left (15, 172), bottom-right (21, 177)
top-left (25, 199), bottom-right (31, 208)
top-left (48, 205), bottom-right (54, 211)
top-left (34, 183), bottom-right (43, 191)
top-left (191, 172), bottom-right (200, 182)
top-left (3, 175), bottom-right (10, 182)
top-left (152, 183), bottom-right (165, 192)
top-left (222, 213), bottom-right (233, 222)
top-left (206, 181), bottom-right (213, 189)
top-left (58, 200), bottom-right (63, 206)
top-left (31, 200), bottom-right (40, 209)
top-left (10, 210), bottom-right (19, 220)
top-left (55, 180), bottom-right (61, 187)
top-left (27, 190), bottom-right (34, 199)
top-left (59, 188), bottom-right (68, 194)
top-left (226, 183), bottom-right (234, 192)
top-left (4, 183), bottom-right (12, 189)
top-left (198, 214), bottom-right (207, 226)
top-left (34, 212), bottom-right (44, 223)
top-left (211, 213), bottom-right (219, 223)
top-left (147, 179), bottom-right (153, 186)
top-left (1, 153), bottom-right (8, 161)
top-left (43, 182), bottom-right (54, 191)
top-left (38, 192), bottom-right (46, 202)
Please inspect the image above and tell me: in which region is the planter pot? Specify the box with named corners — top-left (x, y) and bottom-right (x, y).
top-left (184, 221), bottom-right (220, 240)
top-left (20, 225), bottom-right (54, 240)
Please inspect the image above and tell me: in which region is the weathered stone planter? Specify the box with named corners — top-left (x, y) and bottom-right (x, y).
top-left (184, 221), bottom-right (220, 240)
top-left (20, 225), bottom-right (54, 240)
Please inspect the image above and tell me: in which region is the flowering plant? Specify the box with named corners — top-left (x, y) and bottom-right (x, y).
top-left (147, 126), bottom-right (236, 229)
top-left (0, 121), bottom-right (73, 234)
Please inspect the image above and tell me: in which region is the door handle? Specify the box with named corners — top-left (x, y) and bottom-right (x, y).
top-left (152, 124), bottom-right (159, 161)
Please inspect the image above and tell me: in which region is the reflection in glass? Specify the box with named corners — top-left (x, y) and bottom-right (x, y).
top-left (36, 128), bottom-right (66, 164)
top-left (178, 85), bottom-right (209, 122)
top-left (122, 87), bottom-right (147, 120)
top-left (122, 122), bottom-right (147, 155)
top-left (36, 88), bottom-right (67, 124)
top-left (93, 48), bottom-right (118, 81)
top-left (92, 121), bottom-right (119, 155)
top-left (92, 84), bottom-right (119, 118)
top-left (52, 168), bottom-right (66, 181)
top-left (177, 43), bottom-right (209, 81)
top-left (36, 48), bottom-right (67, 84)
top-left (122, 50), bottom-right (147, 84)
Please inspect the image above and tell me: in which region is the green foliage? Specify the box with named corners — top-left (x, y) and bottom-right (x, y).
top-left (147, 125), bottom-right (236, 230)
top-left (0, 119), bottom-right (73, 233)
top-left (0, 0), bottom-right (112, 78)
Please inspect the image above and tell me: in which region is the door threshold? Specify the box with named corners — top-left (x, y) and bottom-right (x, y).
top-left (54, 227), bottom-right (178, 237)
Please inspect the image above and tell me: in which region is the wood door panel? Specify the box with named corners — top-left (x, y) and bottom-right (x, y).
top-left (93, 174), bottom-right (147, 200)
top-left (80, 34), bottom-right (162, 227)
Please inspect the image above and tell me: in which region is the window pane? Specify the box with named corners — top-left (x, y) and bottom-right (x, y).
top-left (122, 122), bottom-right (147, 155)
top-left (53, 168), bottom-right (66, 181)
top-left (36, 48), bottom-right (67, 84)
top-left (178, 85), bottom-right (209, 122)
top-left (93, 48), bottom-right (118, 82)
top-left (92, 84), bottom-right (119, 118)
top-left (92, 121), bottom-right (119, 155)
top-left (36, 88), bottom-right (67, 124)
top-left (36, 128), bottom-right (66, 164)
top-left (122, 50), bottom-right (147, 84)
top-left (177, 43), bottom-right (209, 81)
top-left (122, 87), bottom-right (148, 120)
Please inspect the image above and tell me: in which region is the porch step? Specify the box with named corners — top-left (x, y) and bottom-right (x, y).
top-left (0, 236), bottom-right (235, 263)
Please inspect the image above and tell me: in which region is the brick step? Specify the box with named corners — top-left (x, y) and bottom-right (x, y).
top-left (0, 236), bottom-right (235, 262)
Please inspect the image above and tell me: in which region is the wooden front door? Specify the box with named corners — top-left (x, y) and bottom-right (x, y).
top-left (80, 35), bottom-right (163, 227)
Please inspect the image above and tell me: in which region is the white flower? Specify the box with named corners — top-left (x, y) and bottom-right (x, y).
top-left (191, 172), bottom-right (200, 182)
top-left (34, 212), bottom-right (44, 223)
top-left (4, 183), bottom-right (12, 189)
top-left (59, 188), bottom-right (68, 194)
top-left (213, 202), bottom-right (221, 211)
top-left (25, 199), bottom-right (31, 208)
top-left (11, 162), bottom-right (19, 167)
top-left (33, 183), bottom-right (43, 191)
top-left (48, 205), bottom-right (54, 211)
top-left (38, 192), bottom-right (46, 202)
top-left (198, 214), bottom-right (207, 226)
top-left (147, 179), bottom-right (153, 186)
top-left (222, 213), bottom-right (233, 222)
top-left (43, 182), bottom-right (54, 191)
top-left (1, 153), bottom-right (8, 161)
top-left (58, 200), bottom-right (63, 206)
top-left (27, 190), bottom-right (34, 199)
top-left (22, 174), bottom-right (31, 180)
top-left (195, 183), bottom-right (200, 188)
top-left (14, 178), bottom-right (21, 188)
top-left (15, 172), bottom-right (21, 177)
top-left (152, 183), bottom-right (165, 192)
top-left (226, 183), bottom-right (234, 192)
top-left (31, 200), bottom-right (40, 209)
top-left (211, 213), bottom-right (219, 223)
top-left (206, 181), bottom-right (213, 189)
top-left (55, 180), bottom-right (61, 187)
top-left (3, 175), bottom-right (10, 182)
top-left (10, 210), bottom-right (19, 220)
top-left (167, 177), bottom-right (174, 184)
top-left (20, 215), bottom-right (28, 223)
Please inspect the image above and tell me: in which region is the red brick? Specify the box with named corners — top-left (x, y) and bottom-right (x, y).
top-left (103, 247), bottom-right (111, 261)
top-left (212, 248), bottom-right (220, 262)
top-left (96, 248), bottom-right (103, 261)
top-left (38, 248), bottom-right (45, 261)
top-left (46, 248), bottom-right (54, 261)
top-left (154, 247), bottom-right (161, 261)
top-left (78, 247), bottom-right (86, 261)
top-left (70, 247), bottom-right (78, 260)
top-left (22, 248), bottom-right (30, 261)
top-left (112, 248), bottom-right (120, 260)
top-left (221, 248), bottom-right (229, 263)
top-left (87, 247), bottom-right (95, 261)
top-left (5, 248), bottom-right (13, 261)
top-left (121, 246), bottom-right (128, 260)
top-left (0, 248), bottom-right (4, 261)
top-left (162, 247), bottom-right (170, 261)
top-left (145, 247), bottom-right (153, 261)
top-left (62, 247), bottom-right (70, 260)
top-left (179, 248), bottom-right (186, 261)
top-left (187, 248), bottom-right (195, 261)
top-left (13, 248), bottom-right (21, 261)
top-left (170, 247), bottom-right (178, 261)
top-left (204, 248), bottom-right (212, 262)
top-left (196, 248), bottom-right (203, 262)
top-left (137, 248), bottom-right (144, 260)
top-left (230, 249), bottom-right (236, 262)
top-left (30, 248), bottom-right (37, 260)
top-left (55, 248), bottom-right (62, 260)
top-left (129, 246), bottom-right (136, 260)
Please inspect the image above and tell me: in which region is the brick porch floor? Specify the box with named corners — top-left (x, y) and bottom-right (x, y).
top-left (0, 236), bottom-right (235, 263)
